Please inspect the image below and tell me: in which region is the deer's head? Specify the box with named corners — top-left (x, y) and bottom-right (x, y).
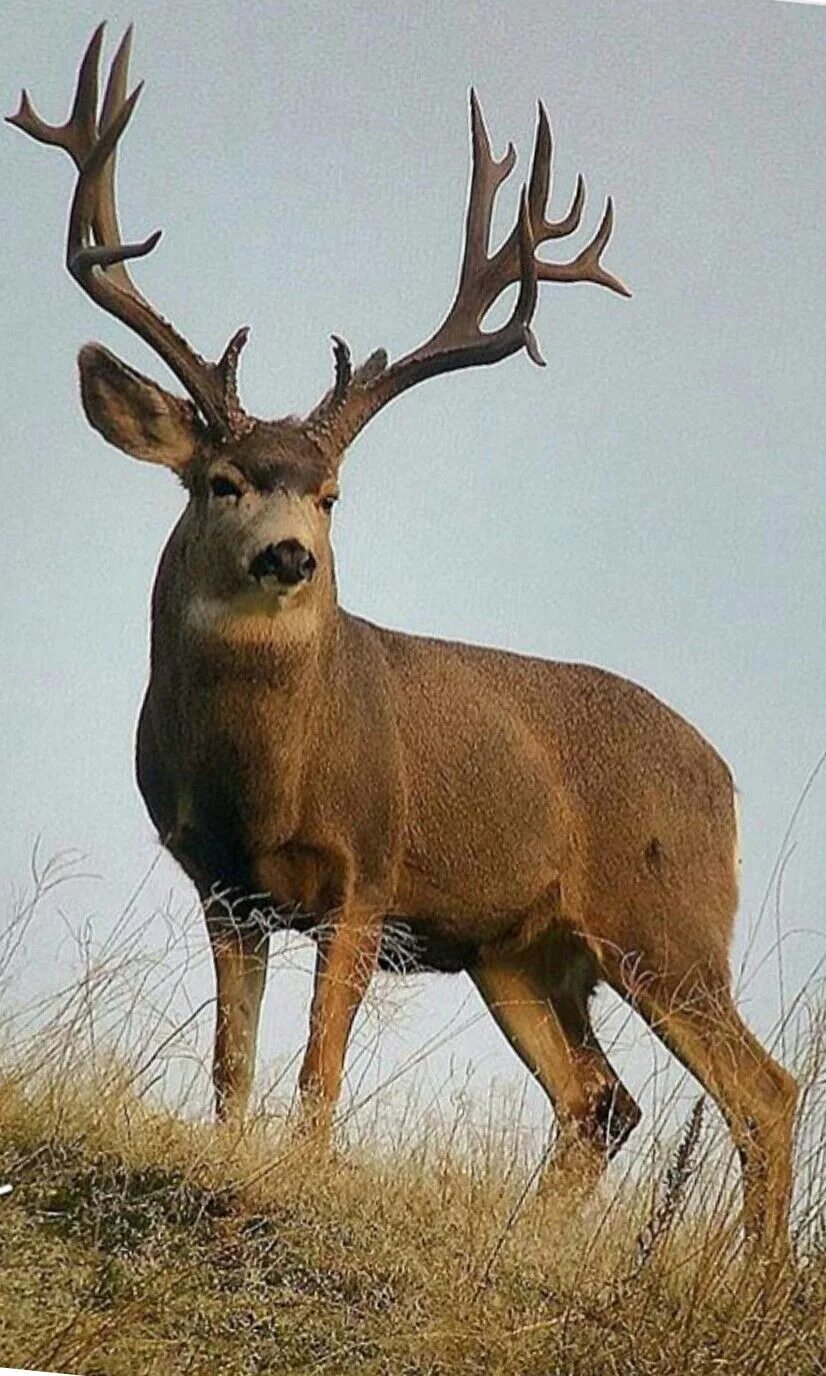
top-left (9, 25), bottom-right (629, 627)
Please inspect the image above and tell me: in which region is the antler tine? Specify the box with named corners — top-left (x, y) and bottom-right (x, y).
top-left (461, 90), bottom-right (517, 289)
top-left (65, 23), bottom-right (103, 160)
top-left (330, 335), bottom-right (353, 399)
top-left (304, 335), bottom-right (356, 449)
top-left (100, 24), bottom-right (132, 130)
top-left (6, 22), bottom-right (103, 164)
top-left (536, 197), bottom-right (631, 297)
top-left (216, 327), bottom-right (253, 434)
top-left (8, 27), bottom-right (254, 441)
top-left (93, 24), bottom-right (135, 293)
top-left (415, 90), bottom-right (531, 355)
top-left (526, 102), bottom-right (586, 243)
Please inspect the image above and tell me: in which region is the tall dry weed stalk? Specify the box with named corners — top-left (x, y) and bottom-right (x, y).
top-left (634, 1096), bottom-right (706, 1268)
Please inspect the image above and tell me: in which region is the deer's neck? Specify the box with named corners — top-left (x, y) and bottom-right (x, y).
top-left (148, 581), bottom-right (345, 834)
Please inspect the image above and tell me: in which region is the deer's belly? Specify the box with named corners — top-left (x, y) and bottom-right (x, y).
top-left (377, 917), bottom-right (479, 973)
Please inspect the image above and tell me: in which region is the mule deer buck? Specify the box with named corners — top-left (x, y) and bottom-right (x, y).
top-left (11, 26), bottom-right (797, 1246)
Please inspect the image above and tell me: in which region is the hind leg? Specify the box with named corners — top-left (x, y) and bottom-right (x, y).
top-left (540, 934), bottom-right (641, 1180)
top-left (469, 935), bottom-right (641, 1189)
top-left (601, 951), bottom-right (797, 1248)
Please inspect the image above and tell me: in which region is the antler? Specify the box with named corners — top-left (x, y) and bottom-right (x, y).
top-left (307, 92), bottom-right (629, 456)
top-left (7, 24), bottom-right (253, 441)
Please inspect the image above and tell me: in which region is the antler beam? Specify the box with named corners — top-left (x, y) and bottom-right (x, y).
top-left (7, 24), bottom-right (253, 440)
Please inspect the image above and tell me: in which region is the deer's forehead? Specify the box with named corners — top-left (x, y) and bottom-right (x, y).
top-left (200, 425), bottom-right (334, 493)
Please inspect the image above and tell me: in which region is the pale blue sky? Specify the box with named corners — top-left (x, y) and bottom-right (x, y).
top-left (1, 0), bottom-right (824, 1150)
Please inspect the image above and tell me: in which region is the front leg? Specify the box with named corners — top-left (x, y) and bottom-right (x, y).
top-left (298, 908), bottom-right (383, 1134)
top-left (207, 915), bottom-right (270, 1122)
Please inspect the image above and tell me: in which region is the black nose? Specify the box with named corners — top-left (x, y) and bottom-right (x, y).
top-left (249, 539), bottom-right (316, 586)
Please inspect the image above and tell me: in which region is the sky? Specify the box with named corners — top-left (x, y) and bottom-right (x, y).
top-left (1, 0), bottom-right (825, 1158)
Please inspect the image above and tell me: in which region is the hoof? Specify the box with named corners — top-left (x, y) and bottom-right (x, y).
top-left (585, 1081), bottom-right (642, 1159)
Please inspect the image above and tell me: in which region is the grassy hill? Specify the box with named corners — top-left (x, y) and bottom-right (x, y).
top-left (0, 1050), bottom-right (823, 1376)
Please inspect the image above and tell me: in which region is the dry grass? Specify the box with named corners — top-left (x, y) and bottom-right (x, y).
top-left (0, 1057), bottom-right (823, 1376)
top-left (0, 852), bottom-right (823, 1375)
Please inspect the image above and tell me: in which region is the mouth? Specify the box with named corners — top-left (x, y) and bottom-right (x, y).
top-left (250, 572), bottom-right (299, 595)
top-left (244, 575), bottom-right (308, 609)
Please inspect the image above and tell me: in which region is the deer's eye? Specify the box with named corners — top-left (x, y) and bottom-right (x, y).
top-left (210, 475), bottom-right (241, 500)
top-left (318, 494), bottom-right (338, 515)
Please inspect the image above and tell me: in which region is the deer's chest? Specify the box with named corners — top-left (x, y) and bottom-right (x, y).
top-left (140, 675), bottom-right (399, 915)
top-left (141, 682), bottom-right (310, 879)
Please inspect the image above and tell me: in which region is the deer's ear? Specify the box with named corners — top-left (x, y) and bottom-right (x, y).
top-left (78, 343), bottom-right (204, 473)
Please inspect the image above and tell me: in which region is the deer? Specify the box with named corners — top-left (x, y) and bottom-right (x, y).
top-left (10, 25), bottom-right (797, 1249)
